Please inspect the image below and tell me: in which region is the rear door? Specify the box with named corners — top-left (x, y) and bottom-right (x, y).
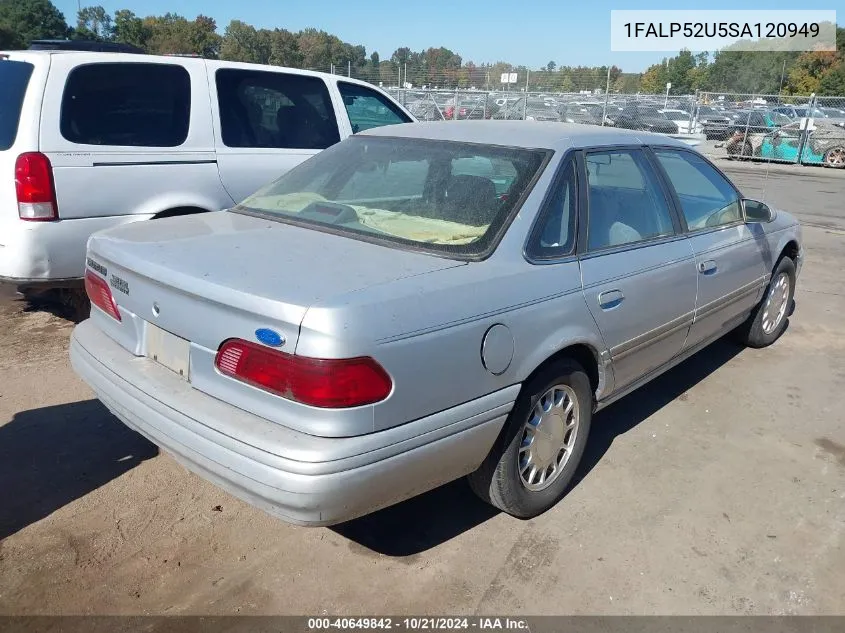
top-left (0, 53), bottom-right (47, 230)
top-left (209, 64), bottom-right (341, 204)
top-left (578, 148), bottom-right (697, 390)
top-left (650, 147), bottom-right (768, 349)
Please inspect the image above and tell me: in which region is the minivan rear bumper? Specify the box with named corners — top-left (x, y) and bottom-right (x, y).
top-left (70, 319), bottom-right (514, 526)
top-left (0, 214), bottom-right (154, 286)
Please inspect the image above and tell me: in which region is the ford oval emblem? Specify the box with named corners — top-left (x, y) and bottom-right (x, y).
top-left (255, 328), bottom-right (285, 347)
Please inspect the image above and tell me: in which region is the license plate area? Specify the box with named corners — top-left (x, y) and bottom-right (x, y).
top-left (146, 323), bottom-right (190, 380)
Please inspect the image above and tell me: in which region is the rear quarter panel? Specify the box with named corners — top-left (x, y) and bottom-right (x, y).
top-left (299, 259), bottom-right (608, 433)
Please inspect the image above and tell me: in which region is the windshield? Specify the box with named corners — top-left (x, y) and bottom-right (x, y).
top-left (234, 136), bottom-right (549, 257)
top-left (638, 107), bottom-right (665, 118)
top-left (0, 60), bottom-right (34, 151)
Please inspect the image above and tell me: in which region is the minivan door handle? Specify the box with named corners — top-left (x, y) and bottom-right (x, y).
top-left (698, 260), bottom-right (718, 275)
top-left (597, 289), bottom-right (625, 310)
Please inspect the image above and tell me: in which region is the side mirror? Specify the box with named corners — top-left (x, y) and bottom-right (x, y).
top-left (743, 198), bottom-right (775, 223)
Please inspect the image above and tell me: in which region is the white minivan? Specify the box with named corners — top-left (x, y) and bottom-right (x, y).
top-left (0, 49), bottom-right (414, 293)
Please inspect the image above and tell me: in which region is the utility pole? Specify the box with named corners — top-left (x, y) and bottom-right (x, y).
top-left (348, 61), bottom-right (351, 77)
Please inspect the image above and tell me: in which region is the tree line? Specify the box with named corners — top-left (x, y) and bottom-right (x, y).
top-left (1, 0), bottom-right (843, 96)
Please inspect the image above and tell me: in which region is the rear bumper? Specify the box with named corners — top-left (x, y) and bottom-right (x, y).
top-left (70, 320), bottom-right (514, 526)
top-left (0, 214), bottom-right (153, 284)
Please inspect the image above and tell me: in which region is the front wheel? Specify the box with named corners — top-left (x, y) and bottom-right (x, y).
top-left (736, 257), bottom-right (796, 348)
top-left (468, 359), bottom-right (592, 518)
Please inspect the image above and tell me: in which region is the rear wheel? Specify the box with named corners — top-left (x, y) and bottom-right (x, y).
top-left (823, 147), bottom-right (845, 168)
top-left (736, 256), bottom-right (796, 348)
top-left (468, 359), bottom-right (592, 518)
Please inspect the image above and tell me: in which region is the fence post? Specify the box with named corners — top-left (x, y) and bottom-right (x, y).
top-left (796, 92), bottom-right (816, 165)
top-left (741, 95), bottom-right (753, 157)
top-left (602, 67), bottom-right (610, 126)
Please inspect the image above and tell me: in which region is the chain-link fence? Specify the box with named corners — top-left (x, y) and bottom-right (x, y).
top-left (313, 64), bottom-right (845, 168)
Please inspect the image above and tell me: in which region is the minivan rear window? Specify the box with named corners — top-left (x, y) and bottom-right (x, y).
top-left (0, 61), bottom-right (34, 151)
top-left (60, 63), bottom-right (191, 147)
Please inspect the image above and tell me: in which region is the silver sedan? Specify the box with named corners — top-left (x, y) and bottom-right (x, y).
top-left (70, 121), bottom-right (803, 525)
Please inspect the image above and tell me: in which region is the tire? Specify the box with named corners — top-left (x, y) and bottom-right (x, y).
top-left (823, 146), bottom-right (845, 168)
top-left (467, 359), bottom-right (592, 518)
top-left (736, 256), bottom-right (796, 348)
top-left (59, 288), bottom-right (91, 323)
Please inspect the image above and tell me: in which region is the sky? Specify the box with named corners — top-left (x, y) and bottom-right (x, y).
top-left (54, 0), bottom-right (843, 72)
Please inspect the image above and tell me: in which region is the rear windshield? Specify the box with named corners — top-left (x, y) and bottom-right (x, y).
top-left (234, 135), bottom-right (549, 258)
top-left (0, 61), bottom-right (34, 151)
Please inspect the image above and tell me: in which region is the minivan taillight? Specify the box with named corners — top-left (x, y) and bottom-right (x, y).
top-left (215, 339), bottom-right (392, 408)
top-left (84, 270), bottom-right (121, 321)
top-left (15, 152), bottom-right (58, 221)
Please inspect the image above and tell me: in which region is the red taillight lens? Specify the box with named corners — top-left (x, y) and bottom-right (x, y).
top-left (84, 270), bottom-right (121, 321)
top-left (215, 339), bottom-right (392, 408)
top-left (15, 152), bottom-right (58, 221)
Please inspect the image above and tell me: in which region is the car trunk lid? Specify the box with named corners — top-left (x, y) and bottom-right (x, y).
top-left (86, 210), bottom-right (466, 354)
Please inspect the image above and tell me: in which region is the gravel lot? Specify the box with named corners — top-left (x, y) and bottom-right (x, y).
top-left (1, 164), bottom-right (843, 616)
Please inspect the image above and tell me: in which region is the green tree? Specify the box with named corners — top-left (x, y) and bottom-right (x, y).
top-left (267, 28), bottom-right (301, 67)
top-left (0, 0), bottom-right (68, 47)
top-left (112, 9), bottom-right (149, 49)
top-left (546, 60), bottom-right (556, 73)
top-left (144, 13), bottom-right (220, 58)
top-left (220, 19), bottom-right (268, 63)
top-left (74, 6), bottom-right (112, 41)
top-left (665, 49), bottom-right (695, 93)
top-left (640, 62), bottom-right (668, 94)
top-left (818, 63), bottom-right (845, 94)
top-left (785, 50), bottom-right (840, 94)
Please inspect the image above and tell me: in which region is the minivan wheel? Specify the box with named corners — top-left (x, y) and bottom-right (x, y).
top-left (736, 256), bottom-right (796, 348)
top-left (468, 359), bottom-right (592, 518)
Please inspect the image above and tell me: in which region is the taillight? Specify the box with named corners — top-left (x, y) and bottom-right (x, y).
top-left (15, 152), bottom-right (58, 221)
top-left (215, 339), bottom-right (392, 408)
top-left (84, 270), bottom-right (121, 321)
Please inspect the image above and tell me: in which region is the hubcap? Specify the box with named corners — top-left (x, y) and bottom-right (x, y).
top-left (518, 384), bottom-right (579, 492)
top-left (826, 148), bottom-right (845, 166)
top-left (762, 272), bottom-right (790, 335)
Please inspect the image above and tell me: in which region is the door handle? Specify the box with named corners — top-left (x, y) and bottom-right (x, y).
top-left (698, 260), bottom-right (718, 275)
top-left (598, 289), bottom-right (625, 310)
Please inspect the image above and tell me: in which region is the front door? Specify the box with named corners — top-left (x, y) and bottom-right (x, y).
top-left (579, 149), bottom-right (698, 390)
top-left (650, 148), bottom-right (768, 349)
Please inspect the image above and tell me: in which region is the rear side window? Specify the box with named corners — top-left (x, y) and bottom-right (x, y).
top-left (0, 61), bottom-right (34, 151)
top-left (60, 63), bottom-right (191, 147)
top-left (337, 82), bottom-right (411, 133)
top-left (216, 69), bottom-right (340, 150)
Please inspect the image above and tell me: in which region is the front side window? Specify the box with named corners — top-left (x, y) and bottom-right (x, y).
top-left (585, 149), bottom-right (674, 251)
top-left (60, 63), bottom-right (191, 147)
top-left (216, 69), bottom-right (340, 149)
top-left (235, 136), bottom-right (548, 258)
top-left (337, 82), bottom-right (410, 133)
top-left (653, 149), bottom-right (742, 230)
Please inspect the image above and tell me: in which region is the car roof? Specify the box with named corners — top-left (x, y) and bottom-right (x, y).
top-left (361, 120), bottom-right (691, 152)
top-left (0, 50), bottom-right (383, 88)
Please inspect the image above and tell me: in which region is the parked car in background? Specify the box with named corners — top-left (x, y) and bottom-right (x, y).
top-left (727, 120), bottom-right (845, 167)
top-left (407, 99), bottom-right (444, 121)
top-left (659, 109), bottom-right (702, 135)
top-left (0, 48), bottom-right (412, 302)
top-left (771, 105), bottom-right (827, 119)
top-left (492, 97), bottom-right (560, 121)
top-left (444, 98), bottom-right (487, 120)
top-left (71, 121), bottom-right (802, 527)
top-left (703, 110), bottom-right (791, 140)
top-left (559, 104), bottom-right (603, 126)
top-left (612, 105), bottom-right (678, 134)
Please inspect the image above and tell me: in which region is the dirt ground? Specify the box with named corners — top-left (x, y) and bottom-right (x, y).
top-left (0, 164), bottom-right (843, 616)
